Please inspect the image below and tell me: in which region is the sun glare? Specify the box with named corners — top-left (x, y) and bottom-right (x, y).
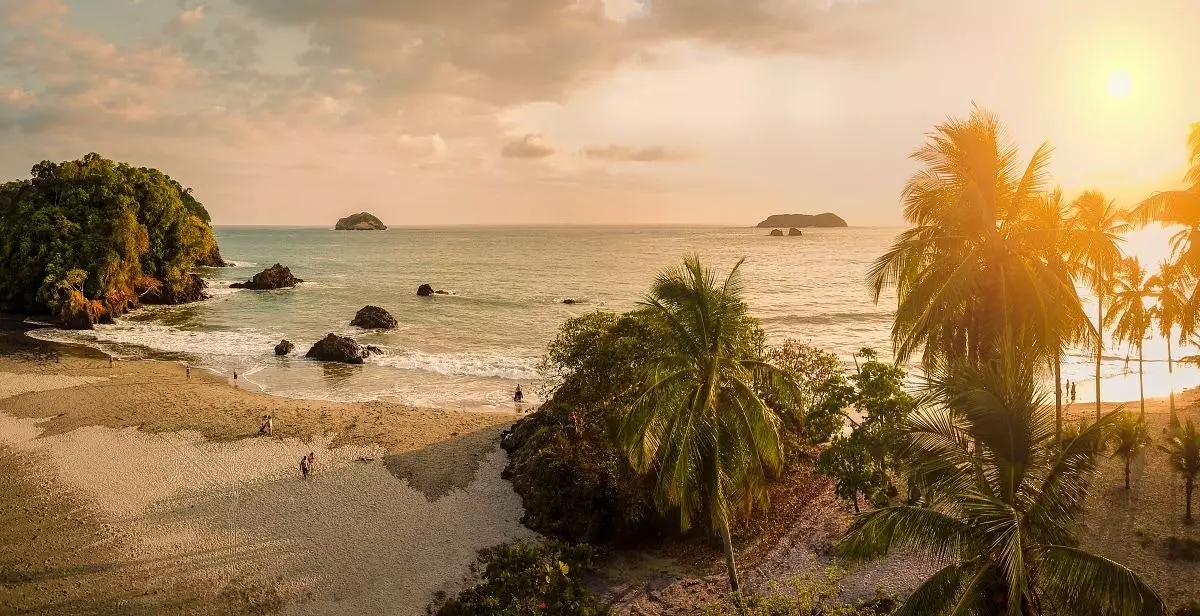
top-left (1105, 70), bottom-right (1133, 99)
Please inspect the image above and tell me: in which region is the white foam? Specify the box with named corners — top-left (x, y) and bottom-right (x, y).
top-left (28, 322), bottom-right (282, 359)
top-left (371, 350), bottom-right (542, 380)
top-left (223, 260), bottom-right (258, 268)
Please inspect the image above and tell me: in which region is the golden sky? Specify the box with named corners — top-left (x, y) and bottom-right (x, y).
top-left (0, 0), bottom-right (1197, 225)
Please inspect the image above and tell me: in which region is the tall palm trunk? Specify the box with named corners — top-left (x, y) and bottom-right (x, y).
top-left (1167, 337), bottom-right (1178, 428)
top-left (1095, 296), bottom-right (1103, 420)
top-left (1137, 343), bottom-right (1145, 418)
top-left (1186, 477), bottom-right (1194, 524)
top-left (719, 509), bottom-right (746, 614)
top-left (1054, 350), bottom-right (1063, 444)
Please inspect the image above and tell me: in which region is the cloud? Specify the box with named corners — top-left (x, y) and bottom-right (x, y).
top-left (1, 0), bottom-right (68, 26)
top-left (581, 144), bottom-right (694, 162)
top-left (502, 134), bottom-right (556, 159)
top-left (177, 4), bottom-right (205, 26)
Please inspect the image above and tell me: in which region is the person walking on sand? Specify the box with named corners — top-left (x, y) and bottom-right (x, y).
top-left (186, 364), bottom-right (191, 379)
top-left (1071, 382), bottom-right (1077, 403)
top-left (300, 453), bottom-right (310, 480)
top-left (267, 415), bottom-right (274, 435)
top-left (233, 370), bottom-right (238, 388)
top-left (306, 451), bottom-right (315, 474)
top-left (109, 355), bottom-right (113, 369)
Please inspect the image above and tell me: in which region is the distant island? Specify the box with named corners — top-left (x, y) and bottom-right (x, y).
top-left (755, 213), bottom-right (848, 228)
top-left (335, 212), bottom-right (387, 230)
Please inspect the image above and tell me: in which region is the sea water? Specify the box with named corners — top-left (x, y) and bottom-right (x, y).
top-left (28, 226), bottom-right (1200, 410)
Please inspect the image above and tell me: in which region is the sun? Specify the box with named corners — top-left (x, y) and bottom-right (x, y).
top-left (1105, 70), bottom-right (1133, 99)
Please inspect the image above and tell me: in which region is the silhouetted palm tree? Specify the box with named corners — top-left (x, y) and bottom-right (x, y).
top-left (618, 256), bottom-right (800, 611)
top-left (1071, 191), bottom-right (1128, 420)
top-left (1150, 261), bottom-right (1190, 428)
top-left (1159, 419), bottom-right (1200, 524)
top-left (838, 346), bottom-right (1165, 615)
top-left (1133, 122), bottom-right (1200, 274)
top-left (869, 105), bottom-right (1084, 370)
top-left (1106, 257), bottom-right (1154, 417)
top-left (1106, 411), bottom-right (1151, 490)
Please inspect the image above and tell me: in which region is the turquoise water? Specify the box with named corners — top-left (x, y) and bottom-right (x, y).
top-left (28, 226), bottom-right (1200, 409)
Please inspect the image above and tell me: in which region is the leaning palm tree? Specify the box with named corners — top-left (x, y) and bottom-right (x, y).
top-left (1105, 257), bottom-right (1154, 417)
top-left (1106, 411), bottom-right (1151, 490)
top-left (868, 105), bottom-right (1085, 369)
top-left (1159, 419), bottom-right (1200, 524)
top-left (1150, 260), bottom-right (1190, 428)
top-left (1071, 190), bottom-right (1128, 420)
top-left (618, 256), bottom-right (800, 610)
top-left (838, 343), bottom-right (1165, 616)
top-left (1132, 122), bottom-right (1200, 275)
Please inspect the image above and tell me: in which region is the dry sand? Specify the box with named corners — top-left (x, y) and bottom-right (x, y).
top-left (0, 349), bottom-right (534, 615)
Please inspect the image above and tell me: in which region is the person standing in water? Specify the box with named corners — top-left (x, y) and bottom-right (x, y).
top-left (233, 371), bottom-right (238, 388)
top-left (513, 384), bottom-right (524, 403)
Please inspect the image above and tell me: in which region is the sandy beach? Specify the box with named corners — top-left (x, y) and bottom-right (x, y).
top-left (0, 340), bottom-right (532, 615)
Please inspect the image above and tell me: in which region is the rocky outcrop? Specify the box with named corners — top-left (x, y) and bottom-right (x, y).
top-left (275, 340), bottom-right (294, 356)
top-left (417, 284), bottom-right (434, 297)
top-left (350, 305), bottom-right (398, 329)
top-left (230, 264), bottom-right (302, 290)
top-left (769, 229), bottom-right (784, 236)
top-left (788, 228), bottom-right (802, 236)
top-left (143, 274), bottom-right (208, 304)
top-left (335, 212), bottom-right (387, 230)
top-left (305, 333), bottom-right (379, 364)
top-left (561, 299), bottom-right (578, 305)
top-left (756, 213), bottom-right (848, 228)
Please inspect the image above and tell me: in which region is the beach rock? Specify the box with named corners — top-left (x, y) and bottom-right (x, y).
top-left (561, 299), bottom-right (578, 305)
top-left (59, 304), bottom-right (97, 330)
top-left (305, 333), bottom-right (370, 364)
top-left (335, 212), bottom-right (387, 230)
top-left (275, 340), bottom-right (294, 356)
top-left (364, 345), bottom-right (383, 355)
top-left (769, 229), bottom-right (784, 237)
top-left (417, 284), bottom-right (434, 297)
top-left (788, 227), bottom-right (803, 236)
top-left (230, 264), bottom-right (302, 290)
top-left (434, 289), bottom-right (451, 295)
top-left (350, 305), bottom-right (398, 329)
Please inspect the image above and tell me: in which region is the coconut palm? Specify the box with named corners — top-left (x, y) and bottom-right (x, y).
top-left (1105, 412), bottom-right (1151, 490)
top-left (1071, 191), bottom-right (1128, 420)
top-left (1159, 419), bottom-right (1200, 524)
top-left (618, 256), bottom-right (800, 610)
top-left (1105, 257), bottom-right (1154, 417)
top-left (1132, 122), bottom-right (1200, 274)
top-left (1150, 261), bottom-right (1190, 428)
top-left (837, 345), bottom-right (1165, 616)
top-left (868, 105), bottom-right (1085, 369)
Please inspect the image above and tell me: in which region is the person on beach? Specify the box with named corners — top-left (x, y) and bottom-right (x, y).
top-left (258, 415), bottom-right (270, 435)
top-left (513, 384), bottom-right (524, 403)
top-left (300, 453), bottom-right (310, 480)
top-left (267, 415), bottom-right (274, 435)
top-left (307, 451), bottom-right (315, 474)
top-left (185, 364), bottom-right (191, 379)
top-left (108, 355), bottom-right (113, 368)
top-left (233, 370), bottom-right (238, 388)
top-left (1071, 382), bottom-right (1077, 403)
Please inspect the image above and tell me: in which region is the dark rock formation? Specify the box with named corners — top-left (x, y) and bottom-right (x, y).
top-left (305, 333), bottom-right (371, 364)
top-left (417, 284), bottom-right (434, 297)
top-left (364, 345), bottom-right (383, 355)
top-left (230, 264), bottom-right (302, 290)
top-left (769, 229), bottom-right (784, 236)
top-left (561, 299), bottom-right (578, 305)
top-left (60, 303), bottom-right (97, 330)
top-left (275, 340), bottom-right (294, 356)
top-left (788, 227), bottom-right (802, 236)
top-left (350, 305), bottom-right (398, 329)
top-left (756, 213), bottom-right (848, 228)
top-left (335, 212), bottom-right (387, 230)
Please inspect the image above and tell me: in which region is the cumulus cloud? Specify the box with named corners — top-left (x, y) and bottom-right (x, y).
top-left (502, 134), bottom-right (556, 159)
top-left (581, 144), bottom-right (694, 162)
top-left (177, 4), bottom-right (206, 26)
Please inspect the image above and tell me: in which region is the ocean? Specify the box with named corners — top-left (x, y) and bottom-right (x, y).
top-left (28, 226), bottom-right (1200, 410)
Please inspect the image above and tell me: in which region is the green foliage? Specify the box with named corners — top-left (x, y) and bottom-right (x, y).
top-left (1105, 411), bottom-right (1151, 489)
top-left (742, 566), bottom-right (896, 616)
top-left (433, 541), bottom-right (607, 616)
top-left (766, 341), bottom-right (846, 444)
top-left (0, 153), bottom-right (220, 319)
top-left (1176, 599), bottom-right (1200, 616)
top-left (1164, 536), bottom-right (1200, 562)
top-left (815, 350), bottom-right (915, 511)
top-left (1159, 419), bottom-right (1200, 524)
top-left (836, 346), bottom-right (1165, 616)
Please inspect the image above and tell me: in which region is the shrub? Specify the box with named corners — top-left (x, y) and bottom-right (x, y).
top-left (740, 566), bottom-right (896, 616)
top-left (432, 541), bottom-right (608, 616)
top-left (1165, 536), bottom-right (1200, 561)
top-left (1176, 599), bottom-right (1200, 616)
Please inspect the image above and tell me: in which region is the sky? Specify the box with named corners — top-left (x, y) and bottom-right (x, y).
top-left (0, 0), bottom-right (1197, 226)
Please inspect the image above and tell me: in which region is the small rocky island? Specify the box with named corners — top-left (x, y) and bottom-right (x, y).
top-left (756, 213), bottom-right (848, 228)
top-left (230, 264), bottom-right (302, 290)
top-left (335, 212), bottom-right (387, 230)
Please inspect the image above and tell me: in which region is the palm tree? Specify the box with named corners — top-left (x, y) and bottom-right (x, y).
top-left (1105, 257), bottom-right (1154, 417)
top-left (837, 345), bottom-right (1165, 616)
top-left (1132, 122), bottom-right (1200, 275)
top-left (1022, 187), bottom-right (1097, 440)
top-left (868, 105), bottom-right (1086, 369)
top-left (1149, 261), bottom-right (1190, 428)
top-left (618, 256), bottom-right (800, 610)
top-left (1105, 411), bottom-right (1151, 490)
top-left (1159, 419), bottom-right (1200, 524)
top-left (1071, 191), bottom-right (1128, 421)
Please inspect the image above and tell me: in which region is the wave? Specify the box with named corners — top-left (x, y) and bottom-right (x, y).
top-left (760, 311), bottom-right (894, 326)
top-left (371, 349), bottom-right (542, 380)
top-left (223, 260), bottom-right (258, 268)
top-left (28, 322), bottom-right (282, 359)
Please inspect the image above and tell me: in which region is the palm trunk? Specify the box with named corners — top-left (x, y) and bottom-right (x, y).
top-left (1168, 337), bottom-right (1178, 429)
top-left (1055, 350), bottom-right (1063, 445)
top-left (1095, 295), bottom-right (1103, 421)
top-left (1187, 478), bottom-right (1194, 525)
top-left (1137, 343), bottom-right (1145, 419)
top-left (1124, 459), bottom-right (1131, 490)
top-left (720, 514), bottom-right (746, 614)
